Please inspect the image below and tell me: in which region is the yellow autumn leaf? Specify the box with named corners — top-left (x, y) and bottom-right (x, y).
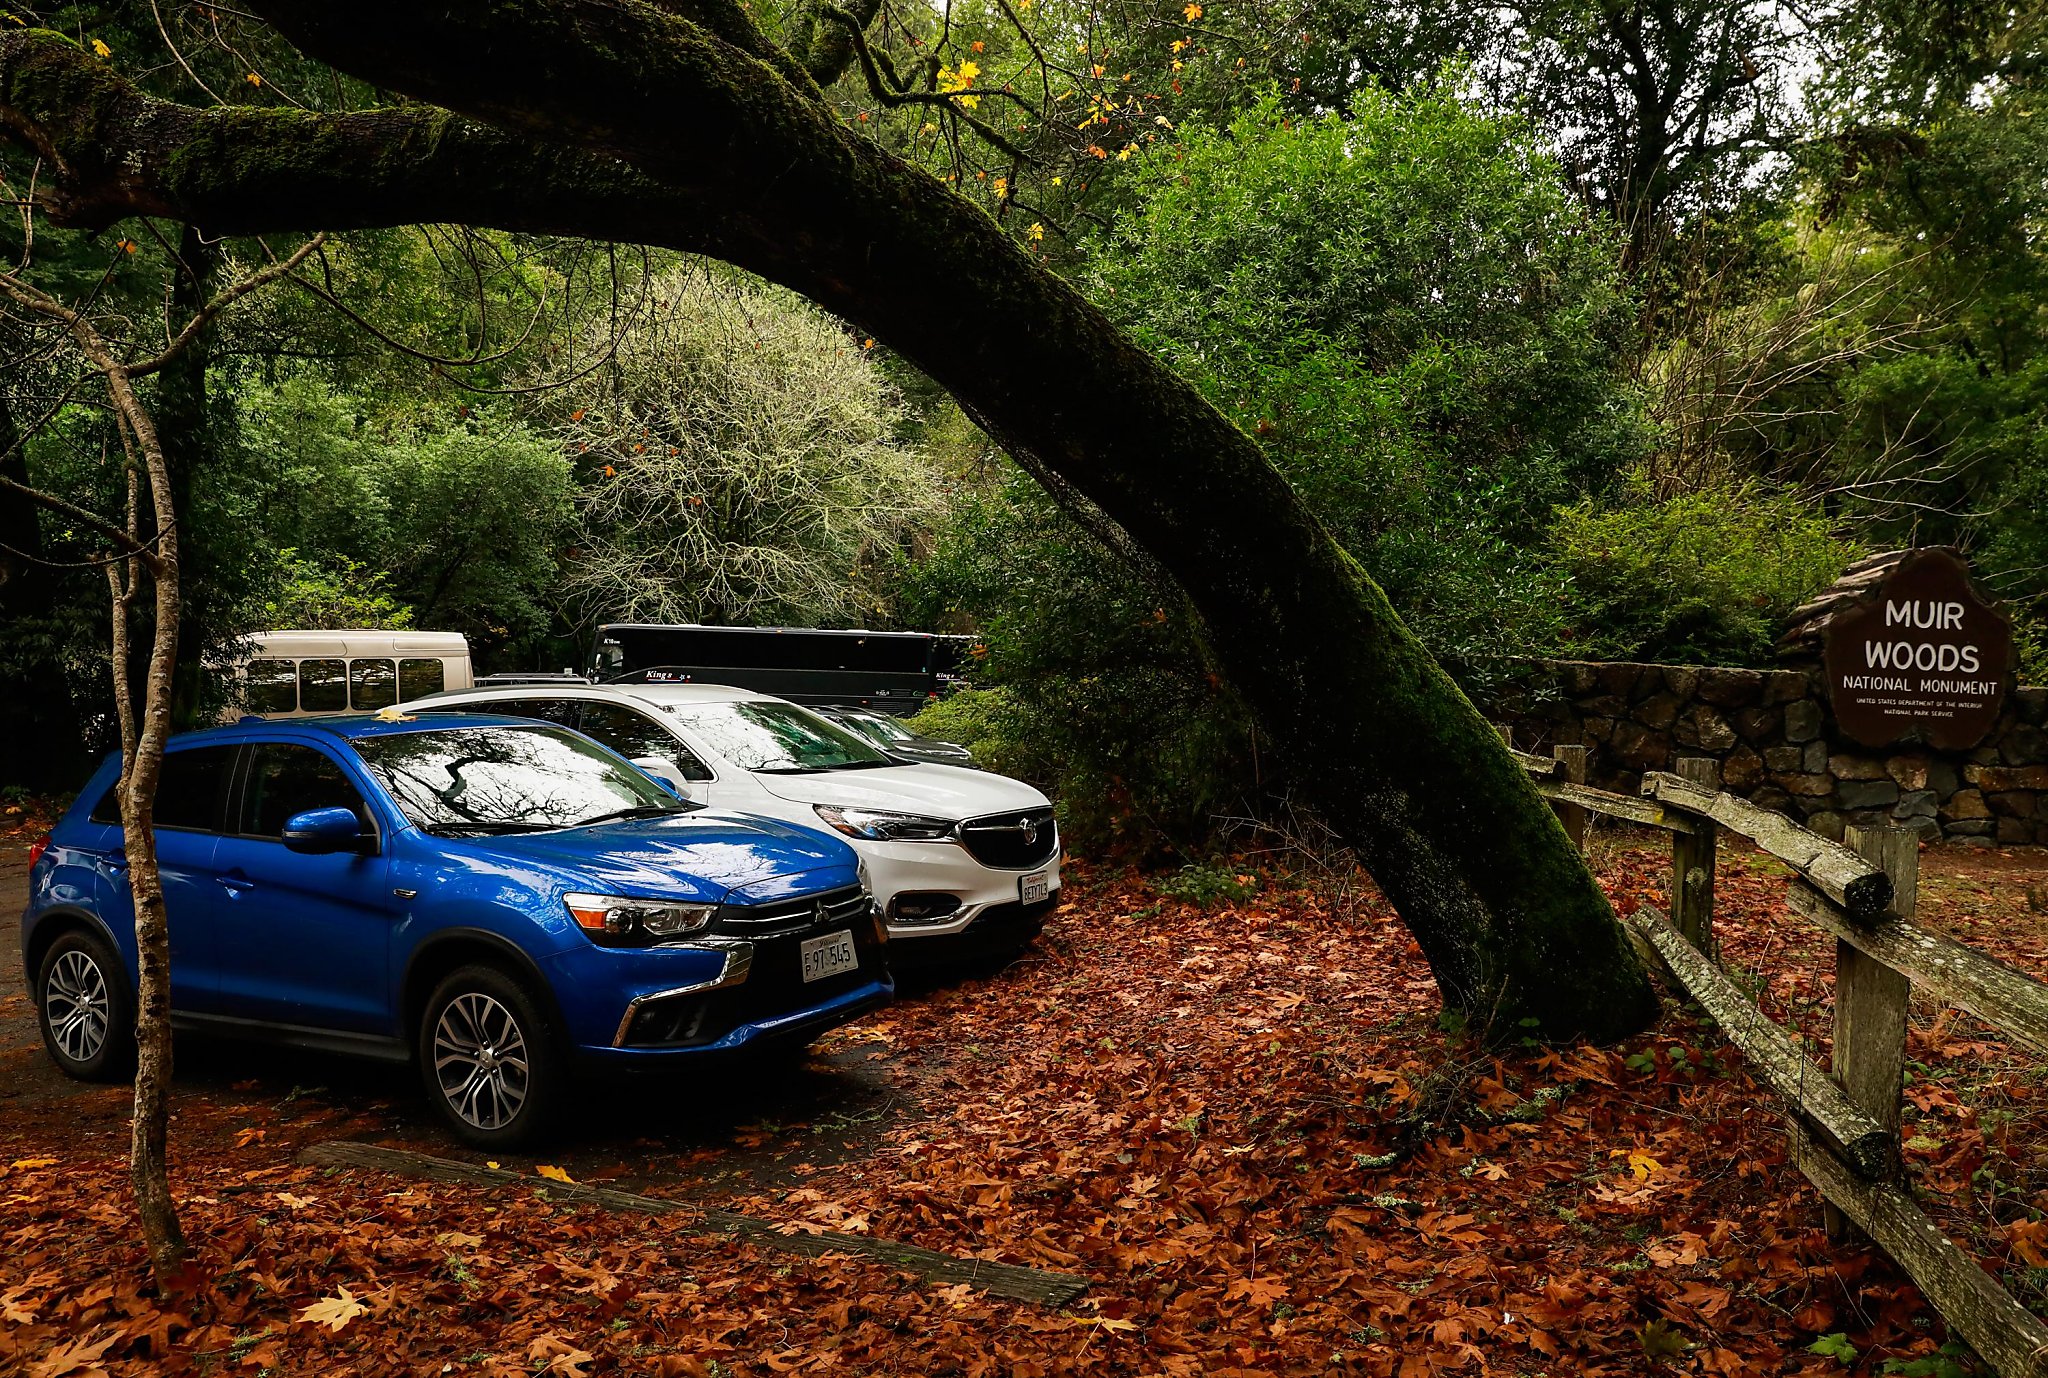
top-left (1183, 2), bottom-right (1203, 19)
top-left (1025, 222), bottom-right (1045, 242)
top-left (1610, 1148), bottom-right (1663, 1180)
top-left (486, 1160), bottom-right (502, 1169)
top-left (90, 37), bottom-right (111, 57)
top-left (536, 1164), bottom-right (575, 1183)
top-left (297, 1285), bottom-right (369, 1332)
top-left (246, 72), bottom-right (263, 86)
top-left (8, 1158), bottom-right (57, 1172)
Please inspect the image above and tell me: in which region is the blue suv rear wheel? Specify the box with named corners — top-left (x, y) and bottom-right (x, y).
top-left (419, 964), bottom-right (565, 1149)
top-left (36, 928), bottom-right (136, 1081)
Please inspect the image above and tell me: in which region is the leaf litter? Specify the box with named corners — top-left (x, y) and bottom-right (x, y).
top-left (0, 842), bottom-right (2043, 1375)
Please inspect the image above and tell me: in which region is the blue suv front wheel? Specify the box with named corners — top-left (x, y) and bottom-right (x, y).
top-left (419, 964), bottom-right (568, 1149)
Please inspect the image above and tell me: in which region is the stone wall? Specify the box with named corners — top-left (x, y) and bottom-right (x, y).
top-left (1499, 661), bottom-right (2048, 846)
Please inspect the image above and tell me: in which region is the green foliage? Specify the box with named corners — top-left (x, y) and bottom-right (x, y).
top-left (236, 376), bottom-right (575, 651)
top-left (1807, 1333), bottom-right (1858, 1365)
top-left (256, 551), bottom-right (414, 630)
top-left (1548, 478), bottom-right (1857, 664)
top-left (1087, 86), bottom-right (1646, 684)
top-left (1153, 862), bottom-right (1259, 907)
top-left (901, 474), bottom-right (1259, 853)
top-left (558, 267), bottom-right (943, 628)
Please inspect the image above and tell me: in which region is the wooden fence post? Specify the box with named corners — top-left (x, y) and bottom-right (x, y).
top-left (1551, 744), bottom-right (1589, 851)
top-left (1670, 757), bottom-right (1719, 951)
top-left (1826, 825), bottom-right (1916, 1238)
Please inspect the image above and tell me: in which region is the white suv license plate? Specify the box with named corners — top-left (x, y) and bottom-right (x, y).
top-left (1019, 870), bottom-right (1051, 905)
top-left (799, 929), bottom-right (859, 983)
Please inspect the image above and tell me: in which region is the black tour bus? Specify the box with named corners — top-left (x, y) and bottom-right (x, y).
top-left (591, 624), bottom-right (973, 715)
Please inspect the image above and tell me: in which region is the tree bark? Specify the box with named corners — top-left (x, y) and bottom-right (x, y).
top-left (0, 20), bottom-right (1658, 1039)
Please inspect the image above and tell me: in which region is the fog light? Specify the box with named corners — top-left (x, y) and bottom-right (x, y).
top-left (889, 892), bottom-right (962, 924)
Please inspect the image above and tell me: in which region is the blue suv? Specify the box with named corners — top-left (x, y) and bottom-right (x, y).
top-left (22, 714), bottom-right (893, 1147)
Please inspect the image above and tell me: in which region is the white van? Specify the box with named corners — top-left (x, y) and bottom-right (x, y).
top-left (232, 630), bottom-right (474, 719)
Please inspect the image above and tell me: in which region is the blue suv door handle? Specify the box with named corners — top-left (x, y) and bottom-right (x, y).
top-left (217, 872), bottom-right (257, 894)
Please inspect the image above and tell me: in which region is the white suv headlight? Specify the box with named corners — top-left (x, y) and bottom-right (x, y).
top-left (813, 804), bottom-right (955, 842)
top-left (564, 892), bottom-right (716, 943)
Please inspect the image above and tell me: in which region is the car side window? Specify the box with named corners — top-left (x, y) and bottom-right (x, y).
top-left (578, 703), bottom-right (714, 780)
top-left (88, 745), bottom-right (239, 832)
top-left (238, 744), bottom-right (370, 839)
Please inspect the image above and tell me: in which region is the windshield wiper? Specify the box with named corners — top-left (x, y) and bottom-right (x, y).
top-left (423, 820), bottom-right (558, 836)
top-left (822, 760), bottom-right (894, 771)
top-left (568, 803), bottom-right (691, 828)
top-left (754, 766), bottom-right (823, 775)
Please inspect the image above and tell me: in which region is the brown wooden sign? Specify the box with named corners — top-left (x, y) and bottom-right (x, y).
top-left (1822, 548), bottom-right (2012, 750)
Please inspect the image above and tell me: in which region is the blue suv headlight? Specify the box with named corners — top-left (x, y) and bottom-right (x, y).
top-left (564, 893), bottom-right (717, 944)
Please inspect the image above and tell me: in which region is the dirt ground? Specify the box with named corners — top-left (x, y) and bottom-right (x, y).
top-left (2, 821), bottom-right (2045, 1376)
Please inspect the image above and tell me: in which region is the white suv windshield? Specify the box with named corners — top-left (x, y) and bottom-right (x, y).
top-left (668, 701), bottom-right (890, 773)
top-left (353, 724), bottom-right (680, 833)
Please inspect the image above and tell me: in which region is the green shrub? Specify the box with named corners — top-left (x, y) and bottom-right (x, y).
top-left (1153, 863), bottom-right (1260, 907)
top-left (1548, 477), bottom-right (1857, 664)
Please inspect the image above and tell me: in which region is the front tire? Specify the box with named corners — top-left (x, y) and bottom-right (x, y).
top-left (36, 928), bottom-right (136, 1082)
top-left (418, 965), bottom-right (564, 1150)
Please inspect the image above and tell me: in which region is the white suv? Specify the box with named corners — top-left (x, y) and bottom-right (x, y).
top-left (408, 682), bottom-right (1059, 958)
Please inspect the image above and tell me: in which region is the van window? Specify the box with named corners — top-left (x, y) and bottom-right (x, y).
top-left (349, 658), bottom-right (398, 710)
top-left (239, 743), bottom-right (370, 837)
top-left (299, 659), bottom-right (348, 713)
top-left (399, 658), bottom-right (446, 700)
top-left (88, 745), bottom-right (238, 832)
top-left (246, 659), bottom-right (298, 714)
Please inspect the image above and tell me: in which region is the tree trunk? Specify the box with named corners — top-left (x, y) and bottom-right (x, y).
top-left (0, 19), bottom-right (1659, 1039)
top-left (103, 380), bottom-right (188, 1284)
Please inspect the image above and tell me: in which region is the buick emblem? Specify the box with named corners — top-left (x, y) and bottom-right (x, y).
top-left (1019, 817), bottom-right (1038, 846)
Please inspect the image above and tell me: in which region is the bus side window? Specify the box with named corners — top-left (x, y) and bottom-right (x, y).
top-left (246, 659), bottom-right (298, 714)
top-left (399, 658), bottom-right (446, 700)
top-left (350, 658), bottom-right (399, 710)
top-left (299, 658), bottom-right (348, 713)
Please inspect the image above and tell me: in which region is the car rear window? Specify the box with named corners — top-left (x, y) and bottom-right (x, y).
top-left (88, 745), bottom-right (238, 832)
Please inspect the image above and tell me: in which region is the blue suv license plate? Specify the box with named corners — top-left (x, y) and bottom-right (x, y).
top-left (800, 929), bottom-right (858, 982)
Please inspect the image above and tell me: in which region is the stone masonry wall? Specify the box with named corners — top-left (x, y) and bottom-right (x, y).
top-left (1499, 661), bottom-right (2048, 847)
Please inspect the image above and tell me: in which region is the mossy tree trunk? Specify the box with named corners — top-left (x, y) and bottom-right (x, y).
top-left (0, 13), bottom-right (1656, 1039)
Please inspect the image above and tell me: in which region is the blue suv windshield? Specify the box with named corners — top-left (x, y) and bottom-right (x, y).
top-left (352, 724), bottom-right (680, 834)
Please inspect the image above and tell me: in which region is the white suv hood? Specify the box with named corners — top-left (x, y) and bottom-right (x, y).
top-left (752, 762), bottom-right (1048, 820)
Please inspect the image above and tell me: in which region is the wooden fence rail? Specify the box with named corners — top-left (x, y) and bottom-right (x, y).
top-left (1497, 732), bottom-right (2048, 1376)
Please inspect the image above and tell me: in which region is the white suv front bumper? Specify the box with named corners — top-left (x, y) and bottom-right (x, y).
top-left (855, 837), bottom-right (1062, 940)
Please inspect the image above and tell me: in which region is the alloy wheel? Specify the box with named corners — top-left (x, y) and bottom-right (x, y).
top-left (432, 992), bottom-right (531, 1131)
top-left (46, 949), bottom-right (111, 1063)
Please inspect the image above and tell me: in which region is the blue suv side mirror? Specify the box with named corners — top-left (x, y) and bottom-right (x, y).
top-left (282, 806), bottom-right (373, 855)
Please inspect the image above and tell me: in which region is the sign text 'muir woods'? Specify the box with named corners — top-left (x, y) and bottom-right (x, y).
top-left (1822, 548), bottom-right (2012, 751)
